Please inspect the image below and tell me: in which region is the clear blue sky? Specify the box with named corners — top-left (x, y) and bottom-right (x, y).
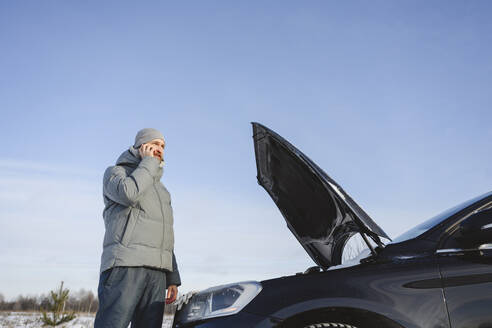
top-left (1, 1), bottom-right (491, 300)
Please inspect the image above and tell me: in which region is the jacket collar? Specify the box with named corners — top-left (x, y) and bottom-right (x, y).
top-left (116, 146), bottom-right (164, 181)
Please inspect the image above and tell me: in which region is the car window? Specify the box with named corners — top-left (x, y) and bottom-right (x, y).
top-left (442, 206), bottom-right (492, 249)
top-left (391, 192), bottom-right (492, 244)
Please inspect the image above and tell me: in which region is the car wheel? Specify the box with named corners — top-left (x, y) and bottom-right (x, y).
top-left (303, 323), bottom-right (358, 328)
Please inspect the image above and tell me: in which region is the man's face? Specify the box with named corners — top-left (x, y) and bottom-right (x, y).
top-left (143, 138), bottom-right (165, 161)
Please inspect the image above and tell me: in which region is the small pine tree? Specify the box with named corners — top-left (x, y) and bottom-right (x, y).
top-left (41, 281), bottom-right (76, 326)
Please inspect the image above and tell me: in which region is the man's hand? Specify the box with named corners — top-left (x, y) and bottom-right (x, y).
top-left (166, 285), bottom-right (178, 304)
top-left (139, 143), bottom-right (157, 159)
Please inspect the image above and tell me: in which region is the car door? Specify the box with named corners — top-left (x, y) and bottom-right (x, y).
top-left (437, 208), bottom-right (492, 328)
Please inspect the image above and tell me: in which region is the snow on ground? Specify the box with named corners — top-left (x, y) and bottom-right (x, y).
top-left (0, 312), bottom-right (95, 328)
top-left (0, 311), bottom-right (176, 328)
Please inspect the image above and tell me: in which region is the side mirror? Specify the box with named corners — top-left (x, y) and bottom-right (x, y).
top-left (457, 208), bottom-right (492, 248)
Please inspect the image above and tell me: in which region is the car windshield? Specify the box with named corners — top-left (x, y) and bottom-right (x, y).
top-left (391, 191), bottom-right (492, 244)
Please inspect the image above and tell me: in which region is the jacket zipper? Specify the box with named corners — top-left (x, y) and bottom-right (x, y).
top-left (154, 183), bottom-right (166, 267)
top-left (120, 212), bottom-right (131, 245)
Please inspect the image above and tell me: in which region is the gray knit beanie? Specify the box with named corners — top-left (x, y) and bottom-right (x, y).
top-left (134, 128), bottom-right (165, 148)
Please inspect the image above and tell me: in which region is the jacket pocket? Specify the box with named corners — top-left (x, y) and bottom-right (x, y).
top-left (128, 214), bottom-right (164, 248)
top-left (120, 209), bottom-right (139, 247)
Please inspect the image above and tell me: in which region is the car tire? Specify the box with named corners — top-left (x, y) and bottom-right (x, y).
top-left (303, 323), bottom-right (358, 328)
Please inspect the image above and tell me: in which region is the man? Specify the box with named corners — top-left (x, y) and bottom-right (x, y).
top-left (95, 128), bottom-right (181, 328)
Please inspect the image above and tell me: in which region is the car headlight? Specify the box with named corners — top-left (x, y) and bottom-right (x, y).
top-left (176, 281), bottom-right (262, 323)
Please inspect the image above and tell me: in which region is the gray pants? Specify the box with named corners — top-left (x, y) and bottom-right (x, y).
top-left (94, 266), bottom-right (167, 328)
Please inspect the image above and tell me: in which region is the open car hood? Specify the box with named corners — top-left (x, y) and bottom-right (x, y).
top-left (252, 122), bottom-right (390, 269)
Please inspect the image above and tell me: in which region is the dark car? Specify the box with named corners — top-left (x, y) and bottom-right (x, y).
top-left (173, 122), bottom-right (492, 328)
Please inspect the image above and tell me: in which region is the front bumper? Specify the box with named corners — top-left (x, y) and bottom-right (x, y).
top-left (174, 311), bottom-right (282, 328)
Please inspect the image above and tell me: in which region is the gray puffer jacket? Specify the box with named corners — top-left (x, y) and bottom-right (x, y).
top-left (99, 146), bottom-right (181, 287)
